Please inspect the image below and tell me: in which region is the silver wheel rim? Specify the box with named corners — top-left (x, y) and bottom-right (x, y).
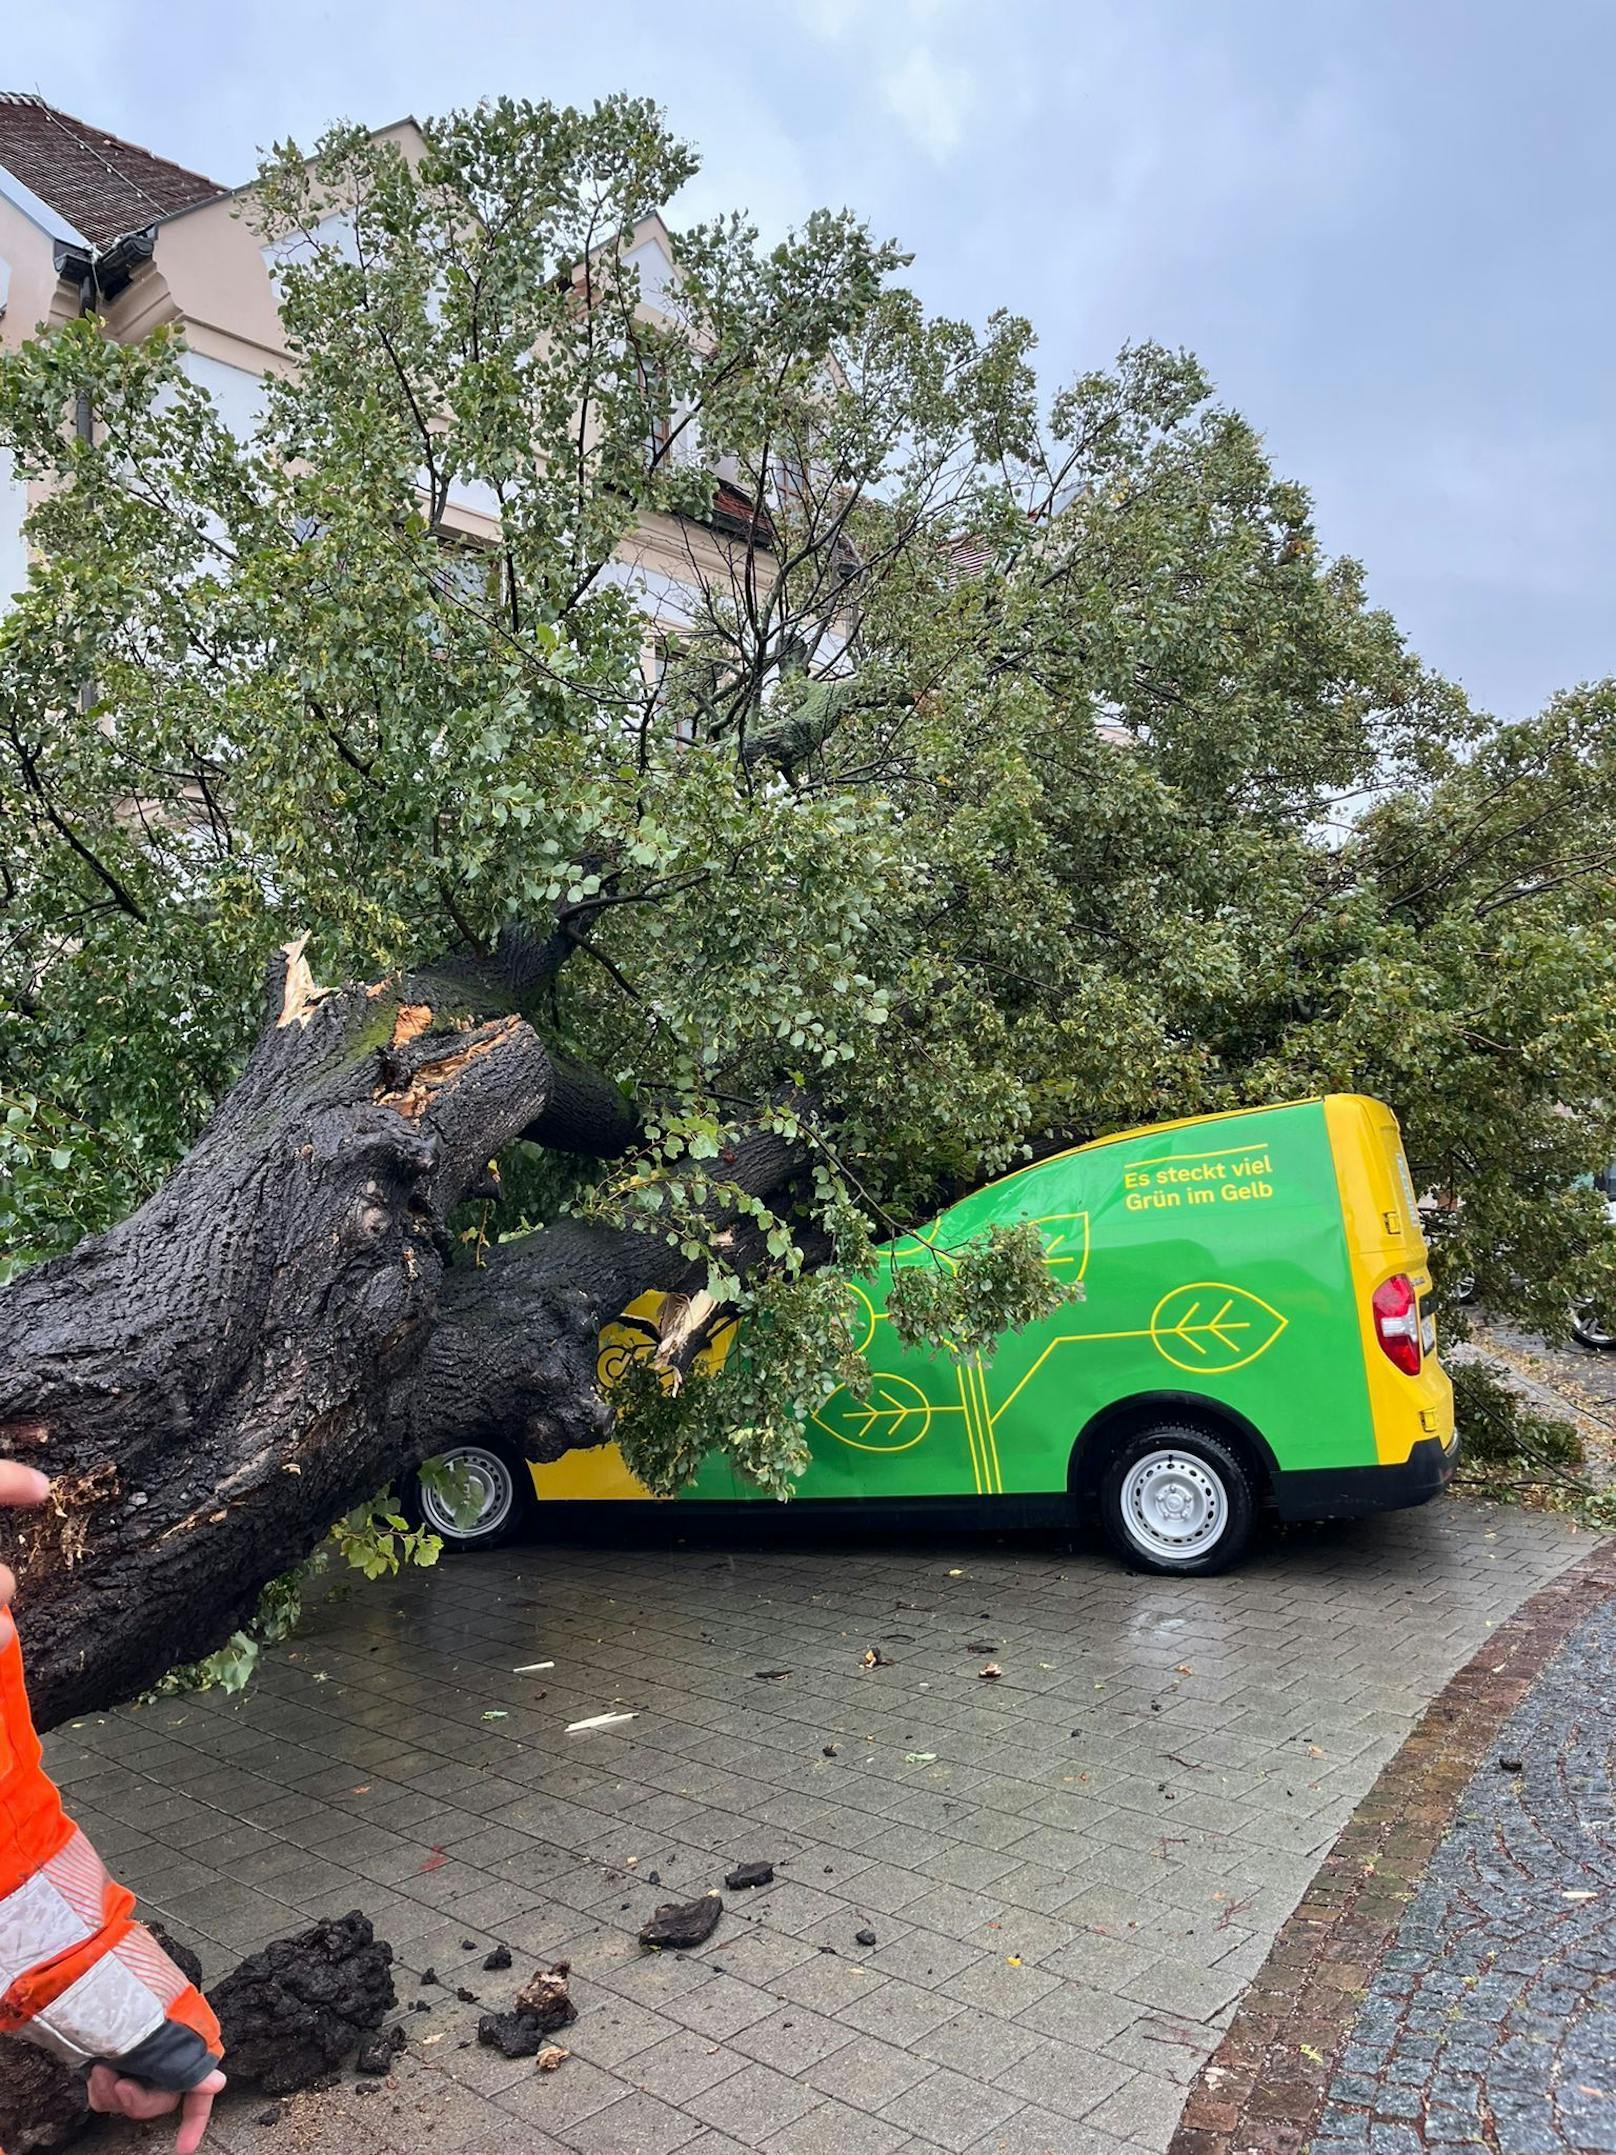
top-left (1575, 1306), bottom-right (1615, 1348)
top-left (419, 1447), bottom-right (516, 1538)
top-left (1120, 1449), bottom-right (1228, 1560)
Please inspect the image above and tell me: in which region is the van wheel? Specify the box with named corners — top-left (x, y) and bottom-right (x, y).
top-left (403, 1442), bottom-right (534, 1552)
top-left (1100, 1425), bottom-right (1257, 1576)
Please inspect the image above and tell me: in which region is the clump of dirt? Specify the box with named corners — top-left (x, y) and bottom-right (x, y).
top-left (515, 1966), bottom-right (577, 2029)
top-left (639, 1892), bottom-right (722, 1951)
top-left (476, 1960), bottom-right (578, 2057)
top-left (0, 2039), bottom-right (88, 2152)
top-left (207, 1910), bottom-right (397, 2095)
top-left (724, 1862), bottom-right (774, 1891)
top-left (477, 2010), bottom-right (553, 2058)
top-left (355, 2022), bottom-right (406, 2075)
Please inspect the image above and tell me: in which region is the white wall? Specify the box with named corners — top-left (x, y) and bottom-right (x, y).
top-left (597, 555), bottom-right (698, 626)
top-left (178, 348), bottom-right (270, 441)
top-left (0, 442), bottom-right (28, 607)
top-left (625, 234), bottom-right (675, 313)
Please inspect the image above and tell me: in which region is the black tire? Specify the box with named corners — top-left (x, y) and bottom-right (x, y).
top-left (402, 1441), bottom-right (536, 1552)
top-left (1098, 1422), bottom-right (1259, 1576)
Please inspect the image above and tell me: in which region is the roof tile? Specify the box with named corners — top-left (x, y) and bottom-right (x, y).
top-left (0, 91), bottom-right (224, 250)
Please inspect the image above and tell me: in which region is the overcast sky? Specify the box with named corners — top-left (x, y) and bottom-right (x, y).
top-left (9, 0), bottom-right (1613, 719)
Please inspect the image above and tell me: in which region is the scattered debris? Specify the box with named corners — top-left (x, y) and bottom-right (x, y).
top-left (460, 1939), bottom-right (477, 1952)
top-left (1498, 1756), bottom-right (1524, 1774)
top-left (513, 1661), bottom-right (555, 1672)
top-left (481, 1710), bottom-right (508, 1722)
top-left (725, 1862), bottom-right (774, 1890)
top-left (208, 1911), bottom-right (397, 2096)
top-left (904, 1752), bottom-right (938, 1765)
top-left (354, 2023), bottom-right (406, 2076)
top-left (861, 1646), bottom-right (894, 1669)
top-left (536, 2044), bottom-right (569, 2071)
top-left (418, 1968), bottom-right (439, 1986)
top-left (854, 1927), bottom-right (878, 1948)
top-left (978, 1663), bottom-right (1003, 1681)
top-left (515, 1965), bottom-right (578, 2031)
top-left (409, 1999), bottom-right (431, 2014)
top-left (483, 1945), bottom-right (513, 1972)
top-left (640, 1892), bottom-right (723, 1951)
top-left (822, 1743), bottom-right (839, 1757)
top-left (566, 1710), bottom-right (640, 1733)
top-left (966, 1640), bottom-right (998, 1654)
top-left (477, 2011), bottom-right (552, 2059)
top-left (255, 2103), bottom-right (283, 2127)
top-left (477, 1962), bottom-right (578, 2057)
top-left (754, 1669), bottom-right (792, 1680)
top-left (455, 1986), bottom-right (479, 2004)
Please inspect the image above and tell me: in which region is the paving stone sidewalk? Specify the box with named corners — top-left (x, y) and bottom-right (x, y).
top-left (1308, 1582), bottom-right (1616, 2154)
top-left (42, 1497), bottom-right (1587, 2155)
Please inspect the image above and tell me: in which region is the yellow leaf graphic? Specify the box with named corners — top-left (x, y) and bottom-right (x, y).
top-left (813, 1372), bottom-right (936, 1452)
top-left (1148, 1282), bottom-right (1288, 1373)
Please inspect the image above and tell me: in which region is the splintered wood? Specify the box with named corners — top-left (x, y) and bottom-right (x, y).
top-left (276, 935), bottom-right (333, 1028)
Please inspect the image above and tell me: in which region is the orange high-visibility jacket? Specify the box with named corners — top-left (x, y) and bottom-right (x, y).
top-left (0, 1605), bottom-right (222, 2103)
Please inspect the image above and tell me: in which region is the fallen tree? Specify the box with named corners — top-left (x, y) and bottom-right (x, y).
top-left (0, 931), bottom-right (819, 1725)
top-left (4, 97), bottom-right (1615, 1725)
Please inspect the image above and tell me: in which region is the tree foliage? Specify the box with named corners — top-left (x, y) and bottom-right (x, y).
top-left (3, 93), bottom-right (1615, 1509)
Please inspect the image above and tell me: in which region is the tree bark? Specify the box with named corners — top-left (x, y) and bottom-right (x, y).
top-left (0, 936), bottom-right (688, 1729)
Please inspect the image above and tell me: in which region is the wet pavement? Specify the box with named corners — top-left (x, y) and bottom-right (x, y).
top-left (38, 1494), bottom-right (1588, 2155)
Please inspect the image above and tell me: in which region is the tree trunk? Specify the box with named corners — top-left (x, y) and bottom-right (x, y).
top-left (0, 937), bottom-right (687, 1729)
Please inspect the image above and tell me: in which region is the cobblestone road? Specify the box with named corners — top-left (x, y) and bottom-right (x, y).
top-left (1312, 1595), bottom-right (1616, 2155)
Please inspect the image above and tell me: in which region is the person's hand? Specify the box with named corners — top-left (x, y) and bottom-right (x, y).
top-left (87, 2064), bottom-right (228, 2154)
top-left (0, 1461), bottom-right (50, 1611)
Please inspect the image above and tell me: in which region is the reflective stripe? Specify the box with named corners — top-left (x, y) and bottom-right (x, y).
top-left (42, 1830), bottom-right (113, 1930)
top-left (28, 1952), bottom-right (164, 2068)
top-left (0, 1871), bottom-right (91, 1994)
top-left (114, 1924), bottom-right (188, 2009)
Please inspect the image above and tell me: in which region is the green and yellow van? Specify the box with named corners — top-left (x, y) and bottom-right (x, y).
top-left (409, 1095), bottom-right (1457, 1574)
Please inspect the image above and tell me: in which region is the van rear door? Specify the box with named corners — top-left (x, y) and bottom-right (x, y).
top-left (1324, 1095), bottom-right (1453, 1462)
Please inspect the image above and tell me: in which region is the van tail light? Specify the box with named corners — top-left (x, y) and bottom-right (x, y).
top-left (1372, 1274), bottom-right (1422, 1375)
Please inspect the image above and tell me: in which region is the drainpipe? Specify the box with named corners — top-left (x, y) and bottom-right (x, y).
top-left (72, 263), bottom-right (95, 444)
top-left (50, 230), bottom-right (156, 707)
